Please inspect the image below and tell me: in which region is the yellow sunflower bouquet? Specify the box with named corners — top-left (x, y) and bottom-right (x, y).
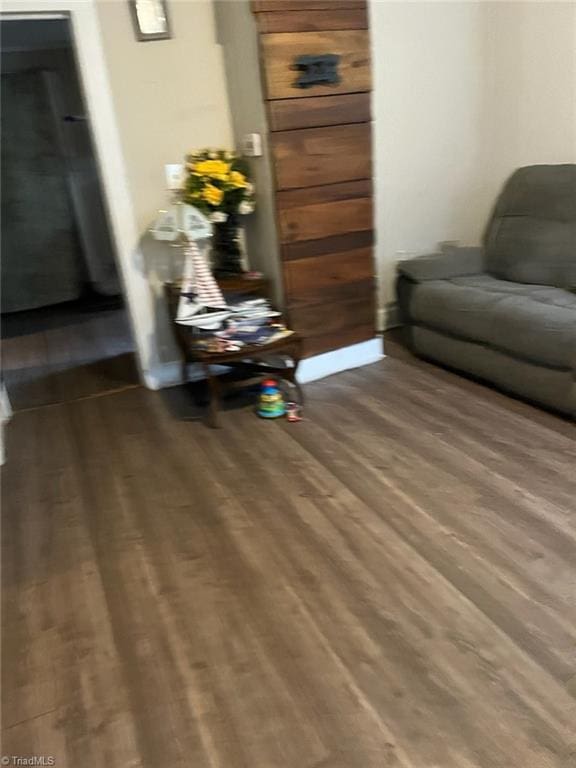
top-left (182, 149), bottom-right (255, 223)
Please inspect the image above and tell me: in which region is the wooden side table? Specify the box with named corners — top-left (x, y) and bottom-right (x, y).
top-left (164, 279), bottom-right (304, 427)
top-left (191, 334), bottom-right (303, 427)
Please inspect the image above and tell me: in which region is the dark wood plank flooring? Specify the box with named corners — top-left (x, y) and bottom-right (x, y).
top-left (2, 303), bottom-right (138, 411)
top-left (2, 345), bottom-right (576, 767)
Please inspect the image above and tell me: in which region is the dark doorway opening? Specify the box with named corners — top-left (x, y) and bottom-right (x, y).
top-left (1, 15), bottom-right (138, 411)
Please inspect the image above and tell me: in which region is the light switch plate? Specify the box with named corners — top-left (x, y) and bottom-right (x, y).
top-left (242, 133), bottom-right (262, 157)
top-left (165, 163), bottom-right (185, 190)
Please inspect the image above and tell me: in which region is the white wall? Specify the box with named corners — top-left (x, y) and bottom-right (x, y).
top-left (480, 2), bottom-right (576, 197)
top-left (96, 0), bottom-right (233, 380)
top-left (96, 0), bottom-right (233, 234)
top-left (371, 1), bottom-right (576, 314)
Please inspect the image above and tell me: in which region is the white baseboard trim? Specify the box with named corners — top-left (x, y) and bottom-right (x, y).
top-left (144, 337), bottom-right (385, 390)
top-left (298, 337), bottom-right (384, 384)
top-left (144, 362), bottom-right (184, 390)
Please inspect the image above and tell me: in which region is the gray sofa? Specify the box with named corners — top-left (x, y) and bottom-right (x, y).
top-left (397, 164), bottom-right (576, 417)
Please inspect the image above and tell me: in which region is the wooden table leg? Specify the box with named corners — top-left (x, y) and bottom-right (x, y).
top-left (202, 362), bottom-right (220, 428)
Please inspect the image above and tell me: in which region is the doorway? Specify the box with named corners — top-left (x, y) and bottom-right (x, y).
top-left (1, 14), bottom-right (138, 411)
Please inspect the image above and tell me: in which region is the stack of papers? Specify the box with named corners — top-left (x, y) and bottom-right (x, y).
top-left (227, 297), bottom-right (281, 323)
top-left (188, 295), bottom-right (293, 352)
top-left (216, 326), bottom-right (293, 346)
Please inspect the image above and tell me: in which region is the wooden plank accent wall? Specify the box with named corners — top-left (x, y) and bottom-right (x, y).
top-left (253, 1), bottom-right (367, 12)
top-left (277, 191), bottom-right (373, 243)
top-left (257, 8), bottom-right (368, 33)
top-left (282, 229), bottom-right (373, 260)
top-left (271, 123), bottom-right (372, 189)
top-left (260, 30), bottom-right (371, 100)
top-left (268, 92), bottom-right (371, 132)
top-left (284, 248), bottom-right (373, 306)
top-left (253, 0), bottom-right (374, 357)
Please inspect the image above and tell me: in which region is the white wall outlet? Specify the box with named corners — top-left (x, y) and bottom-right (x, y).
top-left (242, 133), bottom-right (262, 157)
top-left (165, 163), bottom-right (185, 190)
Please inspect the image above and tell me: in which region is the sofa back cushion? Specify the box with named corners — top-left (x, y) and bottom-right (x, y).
top-left (484, 164), bottom-right (576, 288)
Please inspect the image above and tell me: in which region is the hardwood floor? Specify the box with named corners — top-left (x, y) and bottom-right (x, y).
top-left (2, 348), bottom-right (575, 767)
top-left (2, 302), bottom-right (138, 411)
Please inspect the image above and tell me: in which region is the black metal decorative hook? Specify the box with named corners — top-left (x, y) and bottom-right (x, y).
top-left (293, 54), bottom-right (341, 89)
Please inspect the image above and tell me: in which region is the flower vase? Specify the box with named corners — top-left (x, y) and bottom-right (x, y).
top-left (212, 214), bottom-right (245, 277)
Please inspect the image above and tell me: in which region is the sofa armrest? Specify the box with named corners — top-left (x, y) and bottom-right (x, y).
top-left (397, 246), bottom-right (484, 282)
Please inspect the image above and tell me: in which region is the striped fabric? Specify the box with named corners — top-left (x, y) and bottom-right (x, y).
top-left (180, 239), bottom-right (226, 309)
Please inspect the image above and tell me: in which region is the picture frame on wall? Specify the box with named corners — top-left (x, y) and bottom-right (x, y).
top-left (129, 0), bottom-right (171, 41)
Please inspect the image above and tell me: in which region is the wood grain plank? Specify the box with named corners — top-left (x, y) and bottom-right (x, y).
top-left (278, 194), bottom-right (373, 242)
top-left (271, 122), bottom-right (371, 189)
top-left (2, 305), bottom-right (137, 411)
top-left (253, 0), bottom-right (367, 11)
top-left (282, 229), bottom-right (373, 260)
top-left (284, 247), bottom-right (373, 306)
top-left (257, 8), bottom-right (368, 33)
top-left (277, 178), bottom-right (371, 208)
top-left (261, 30), bottom-right (371, 100)
top-left (292, 276), bottom-right (374, 307)
top-left (233, 403), bottom-right (576, 767)
top-left (288, 294), bottom-right (374, 339)
top-left (308, 365), bottom-right (576, 682)
top-left (3, 350), bottom-right (576, 767)
top-left (302, 323), bottom-right (375, 356)
top-left (268, 92), bottom-right (371, 131)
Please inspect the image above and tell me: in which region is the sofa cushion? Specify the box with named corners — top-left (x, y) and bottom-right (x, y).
top-left (410, 278), bottom-right (496, 345)
top-left (484, 165), bottom-right (576, 288)
top-left (412, 326), bottom-right (576, 416)
top-left (410, 274), bottom-right (576, 369)
top-left (398, 247), bottom-right (484, 282)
